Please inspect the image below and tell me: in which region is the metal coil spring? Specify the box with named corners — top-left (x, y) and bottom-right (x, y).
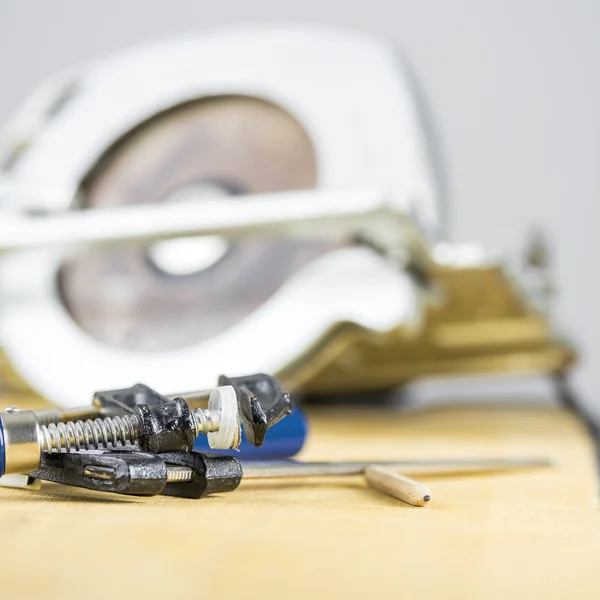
top-left (39, 416), bottom-right (141, 453)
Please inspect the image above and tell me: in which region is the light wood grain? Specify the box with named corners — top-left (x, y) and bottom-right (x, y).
top-left (0, 396), bottom-right (597, 600)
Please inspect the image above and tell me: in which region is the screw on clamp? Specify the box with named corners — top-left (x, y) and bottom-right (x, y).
top-left (0, 373), bottom-right (292, 477)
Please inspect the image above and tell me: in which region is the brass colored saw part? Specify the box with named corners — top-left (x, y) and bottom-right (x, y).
top-left (278, 263), bottom-right (576, 394)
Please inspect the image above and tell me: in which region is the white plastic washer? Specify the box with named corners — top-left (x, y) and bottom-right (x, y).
top-left (207, 385), bottom-right (241, 450)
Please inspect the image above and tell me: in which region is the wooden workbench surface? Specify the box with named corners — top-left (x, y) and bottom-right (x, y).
top-left (0, 397), bottom-right (598, 599)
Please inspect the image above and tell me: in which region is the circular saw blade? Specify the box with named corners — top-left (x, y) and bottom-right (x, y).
top-left (58, 96), bottom-right (335, 351)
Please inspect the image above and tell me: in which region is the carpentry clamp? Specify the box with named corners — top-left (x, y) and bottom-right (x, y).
top-left (0, 373), bottom-right (292, 478)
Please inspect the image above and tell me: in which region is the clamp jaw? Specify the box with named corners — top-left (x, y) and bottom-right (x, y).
top-left (93, 372), bottom-right (292, 449)
top-left (31, 449), bottom-right (243, 499)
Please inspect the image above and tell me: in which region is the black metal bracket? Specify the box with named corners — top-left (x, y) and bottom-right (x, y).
top-left (30, 449), bottom-right (242, 498)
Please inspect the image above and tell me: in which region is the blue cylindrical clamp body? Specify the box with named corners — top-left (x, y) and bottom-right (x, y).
top-left (193, 405), bottom-right (307, 459)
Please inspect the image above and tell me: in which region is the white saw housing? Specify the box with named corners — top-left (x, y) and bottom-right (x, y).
top-left (0, 26), bottom-right (443, 406)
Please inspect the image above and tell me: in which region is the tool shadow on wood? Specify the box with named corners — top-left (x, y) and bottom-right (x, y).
top-left (0, 483), bottom-right (140, 504)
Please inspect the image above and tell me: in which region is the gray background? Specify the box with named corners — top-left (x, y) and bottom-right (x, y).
top-left (1, 1), bottom-right (598, 414)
